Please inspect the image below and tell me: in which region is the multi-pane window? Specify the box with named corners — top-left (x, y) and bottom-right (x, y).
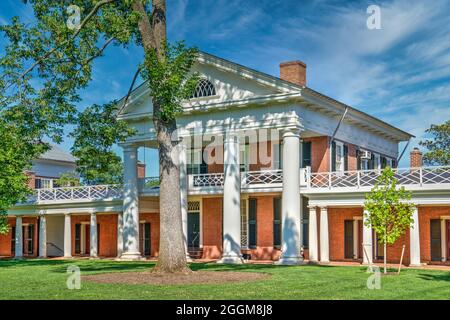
top-left (191, 79), bottom-right (216, 98)
top-left (187, 149), bottom-right (208, 175)
top-left (240, 144), bottom-right (250, 172)
top-left (302, 142), bottom-right (312, 168)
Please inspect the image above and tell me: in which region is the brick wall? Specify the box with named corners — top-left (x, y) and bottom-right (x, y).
top-left (140, 212), bottom-right (160, 257)
top-left (419, 206), bottom-right (449, 263)
top-left (328, 208), bottom-right (363, 261)
top-left (0, 218), bottom-right (15, 256)
top-left (250, 196), bottom-right (281, 260)
top-left (202, 197), bottom-right (223, 259)
top-left (280, 61), bottom-right (307, 86)
top-left (303, 136), bottom-right (330, 172)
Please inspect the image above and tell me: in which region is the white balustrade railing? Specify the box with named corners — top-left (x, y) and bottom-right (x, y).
top-left (308, 166), bottom-right (450, 190)
top-left (35, 185), bottom-right (123, 203)
top-left (23, 166), bottom-right (449, 204)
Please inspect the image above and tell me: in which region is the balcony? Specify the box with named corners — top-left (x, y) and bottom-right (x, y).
top-left (307, 166), bottom-right (450, 193)
top-left (23, 166), bottom-right (450, 205)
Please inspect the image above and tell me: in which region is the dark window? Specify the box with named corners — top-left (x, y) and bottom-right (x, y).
top-left (273, 198), bottom-right (282, 248)
top-left (11, 226), bottom-right (16, 254)
top-left (344, 220), bottom-right (354, 259)
top-left (430, 220), bottom-right (441, 261)
top-left (192, 79), bottom-right (216, 98)
top-left (302, 142), bottom-right (312, 168)
top-left (35, 179), bottom-right (42, 189)
top-left (248, 199), bottom-right (257, 249)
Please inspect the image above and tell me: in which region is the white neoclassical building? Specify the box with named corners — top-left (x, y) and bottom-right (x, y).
top-left (3, 52), bottom-right (450, 267)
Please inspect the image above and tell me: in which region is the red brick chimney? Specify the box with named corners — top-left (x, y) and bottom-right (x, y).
top-left (410, 147), bottom-right (423, 168)
top-left (280, 61), bottom-right (307, 86)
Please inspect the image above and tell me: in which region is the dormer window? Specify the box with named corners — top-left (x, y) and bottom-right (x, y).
top-left (191, 78), bottom-right (216, 98)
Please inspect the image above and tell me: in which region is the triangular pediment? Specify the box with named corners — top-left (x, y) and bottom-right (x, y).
top-left (117, 52), bottom-right (301, 119)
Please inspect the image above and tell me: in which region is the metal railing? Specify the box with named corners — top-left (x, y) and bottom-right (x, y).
top-left (308, 166), bottom-right (450, 190)
top-left (188, 170), bottom-right (284, 189)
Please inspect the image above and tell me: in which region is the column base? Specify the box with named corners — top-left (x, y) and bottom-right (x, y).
top-left (89, 256), bottom-right (99, 260)
top-left (118, 252), bottom-right (143, 261)
top-left (38, 256), bottom-right (47, 259)
top-left (217, 256), bottom-right (243, 264)
top-left (276, 257), bottom-right (305, 266)
top-left (319, 260), bottom-right (330, 265)
top-left (409, 263), bottom-right (423, 268)
top-left (308, 260), bottom-right (319, 265)
top-left (63, 256), bottom-right (74, 259)
top-left (13, 256), bottom-right (24, 260)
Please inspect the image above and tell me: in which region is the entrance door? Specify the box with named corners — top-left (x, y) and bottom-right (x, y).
top-left (447, 221), bottom-right (450, 260)
top-left (23, 225), bottom-right (34, 256)
top-left (139, 223), bottom-right (151, 257)
top-left (188, 212), bottom-right (200, 249)
top-left (430, 220), bottom-right (441, 261)
top-left (344, 221), bottom-right (354, 259)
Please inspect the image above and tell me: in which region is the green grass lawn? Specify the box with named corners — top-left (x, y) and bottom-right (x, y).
top-left (0, 259), bottom-right (449, 300)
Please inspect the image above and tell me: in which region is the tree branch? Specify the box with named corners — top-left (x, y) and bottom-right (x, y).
top-left (5, 0), bottom-right (115, 91)
top-left (117, 67), bottom-right (141, 115)
top-left (132, 0), bottom-right (155, 51)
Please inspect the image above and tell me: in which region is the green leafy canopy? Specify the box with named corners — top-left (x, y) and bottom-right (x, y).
top-left (419, 120), bottom-right (450, 166)
top-left (364, 167), bottom-right (415, 246)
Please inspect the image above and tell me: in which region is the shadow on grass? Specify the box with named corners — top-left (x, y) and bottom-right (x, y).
top-left (0, 258), bottom-right (155, 274)
top-left (418, 272), bottom-right (450, 282)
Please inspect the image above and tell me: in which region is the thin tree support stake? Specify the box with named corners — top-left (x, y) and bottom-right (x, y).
top-left (398, 245), bottom-right (406, 275)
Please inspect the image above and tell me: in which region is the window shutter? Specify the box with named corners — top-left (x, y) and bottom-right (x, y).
top-left (356, 150), bottom-right (361, 170)
top-left (391, 159), bottom-right (397, 168)
top-left (369, 154), bottom-right (375, 170)
top-left (273, 198), bottom-right (282, 247)
top-left (331, 141), bottom-right (336, 172)
top-left (248, 199), bottom-right (257, 249)
top-left (344, 145), bottom-right (349, 171)
top-left (381, 157), bottom-right (387, 169)
top-left (272, 142), bottom-right (280, 170)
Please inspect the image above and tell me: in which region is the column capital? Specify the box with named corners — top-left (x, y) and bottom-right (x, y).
top-left (121, 143), bottom-right (138, 152)
top-left (281, 128), bottom-right (301, 138)
top-left (319, 206), bottom-right (328, 212)
top-left (308, 205), bottom-right (317, 211)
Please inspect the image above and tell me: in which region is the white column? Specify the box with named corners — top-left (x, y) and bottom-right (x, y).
top-left (63, 214), bottom-right (72, 258)
top-left (90, 213), bottom-right (98, 258)
top-left (121, 144), bottom-right (141, 260)
top-left (308, 206), bottom-right (318, 263)
top-left (362, 210), bottom-right (373, 265)
top-left (441, 219), bottom-right (447, 262)
top-left (38, 215), bottom-right (47, 258)
top-left (319, 206), bottom-right (330, 263)
top-left (278, 129), bottom-right (303, 265)
top-left (353, 219), bottom-right (359, 260)
top-left (15, 216), bottom-right (23, 258)
top-left (409, 206), bottom-right (421, 266)
top-left (117, 212), bottom-right (123, 258)
top-left (179, 142), bottom-right (191, 261)
top-left (219, 133), bottom-right (242, 264)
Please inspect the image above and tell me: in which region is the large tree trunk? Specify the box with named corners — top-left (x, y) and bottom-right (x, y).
top-left (133, 0), bottom-right (189, 273)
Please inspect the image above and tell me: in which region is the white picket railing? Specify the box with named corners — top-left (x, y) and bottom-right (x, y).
top-left (35, 185), bottom-right (123, 203)
top-left (24, 166), bottom-right (450, 204)
top-left (189, 170), bottom-right (284, 189)
top-left (308, 166), bottom-right (450, 190)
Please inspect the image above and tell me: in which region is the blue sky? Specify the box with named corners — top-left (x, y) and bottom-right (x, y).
top-left (1, 0), bottom-right (449, 175)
